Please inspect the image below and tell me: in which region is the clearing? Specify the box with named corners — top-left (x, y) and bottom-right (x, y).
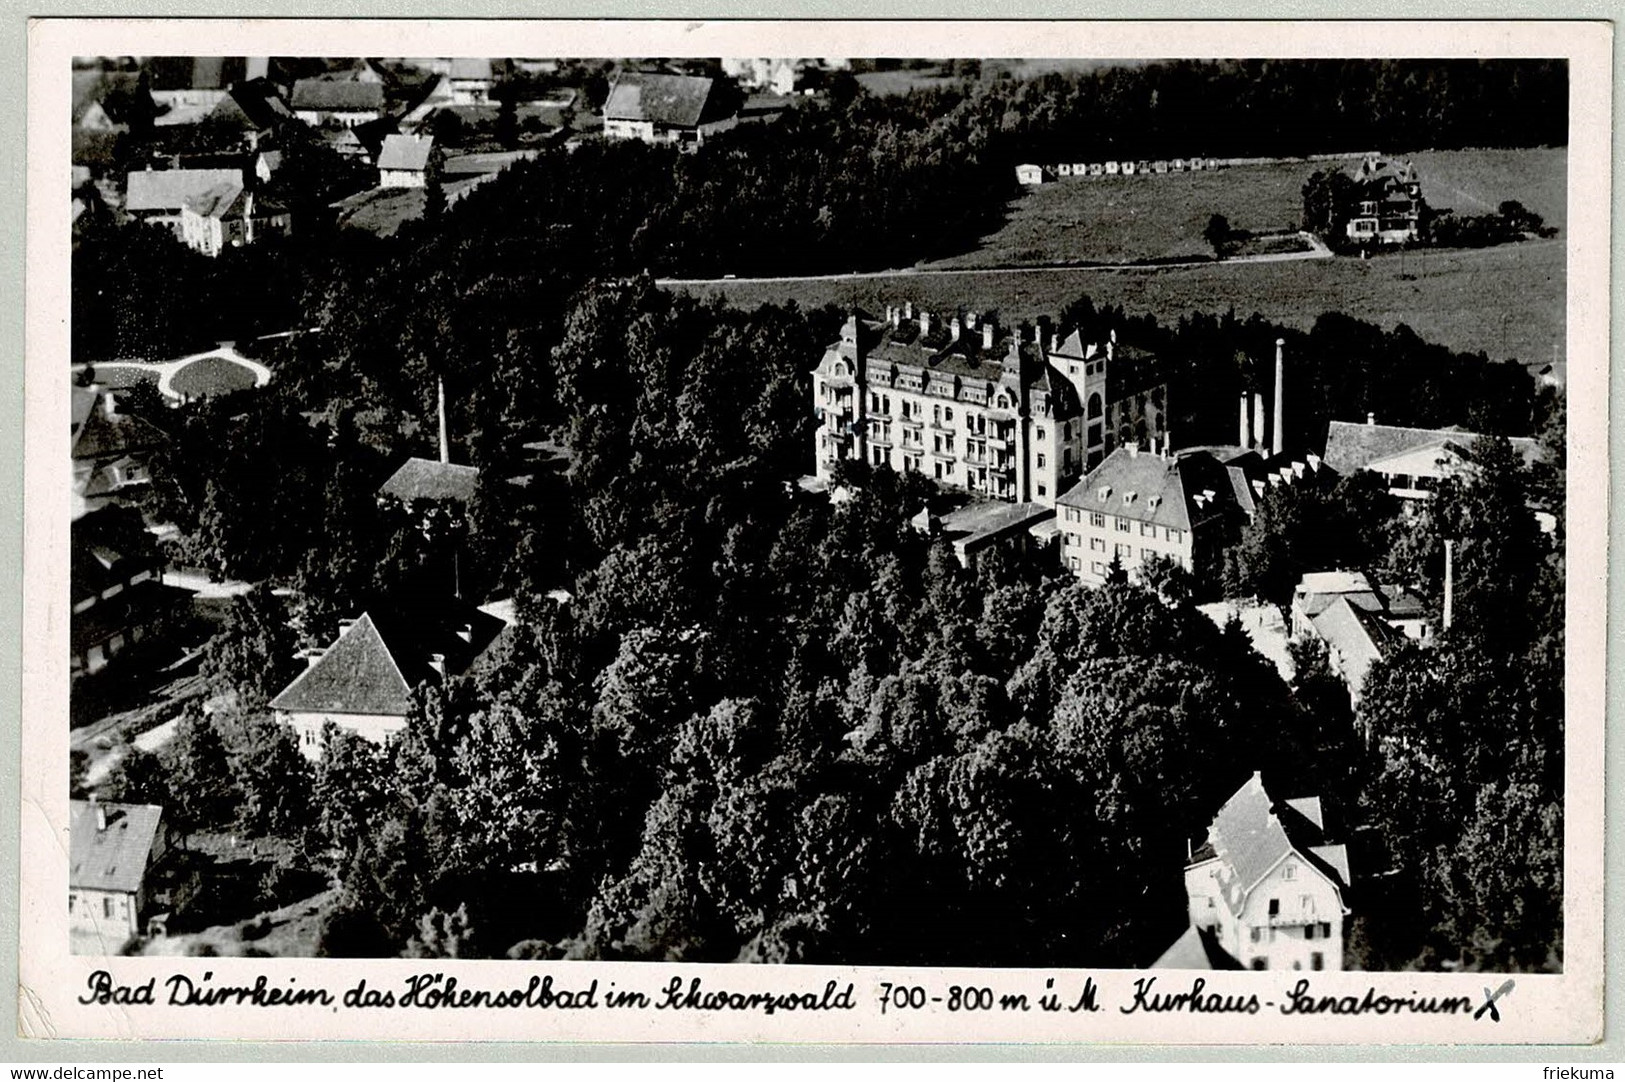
top-left (927, 146), bottom-right (1567, 271)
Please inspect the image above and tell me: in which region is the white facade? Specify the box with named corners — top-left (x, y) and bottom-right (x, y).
top-left (279, 709), bottom-right (409, 762)
top-left (1185, 852), bottom-right (1346, 972)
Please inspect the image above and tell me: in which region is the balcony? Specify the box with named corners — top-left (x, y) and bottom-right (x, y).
top-left (899, 415), bottom-right (924, 429)
top-left (986, 435), bottom-right (1009, 452)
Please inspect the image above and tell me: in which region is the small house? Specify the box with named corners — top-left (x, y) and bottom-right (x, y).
top-left (179, 182), bottom-right (291, 257)
top-left (290, 77), bottom-right (385, 128)
top-left (124, 167), bottom-right (243, 236)
top-left (1088, 162), bottom-right (1103, 177)
top-left (70, 797), bottom-right (168, 954)
top-left (602, 71), bottom-right (731, 147)
top-left (377, 133), bottom-right (436, 188)
top-left (448, 57), bottom-right (495, 106)
top-left (1056, 163), bottom-right (1073, 177)
top-left (1104, 161), bottom-right (1120, 176)
top-left (1015, 163), bottom-right (1043, 186)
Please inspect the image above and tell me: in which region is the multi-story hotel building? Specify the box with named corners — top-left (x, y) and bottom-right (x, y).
top-left (811, 305), bottom-right (1168, 508)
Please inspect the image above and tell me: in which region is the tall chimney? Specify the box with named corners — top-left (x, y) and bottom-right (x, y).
top-left (1252, 393), bottom-right (1266, 453)
top-left (982, 322), bottom-right (995, 351)
top-left (919, 310), bottom-right (931, 338)
top-left (949, 317), bottom-right (961, 342)
top-left (1272, 338), bottom-right (1285, 458)
top-left (91, 792), bottom-right (106, 832)
top-left (1443, 539), bottom-right (1455, 632)
top-left (437, 376), bottom-right (450, 465)
top-left (1239, 393), bottom-right (1250, 448)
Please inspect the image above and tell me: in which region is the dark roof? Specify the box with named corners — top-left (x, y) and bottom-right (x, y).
top-left (269, 601), bottom-right (506, 717)
top-left (604, 71), bottom-right (716, 128)
top-left (70, 397), bottom-right (168, 462)
top-left (268, 612), bottom-right (415, 717)
top-left (377, 133), bottom-right (435, 172)
top-left (1309, 596), bottom-right (1401, 692)
top-left (146, 56), bottom-right (244, 92)
top-left (182, 180), bottom-right (247, 218)
top-left (1323, 420), bottom-right (1539, 476)
top-left (72, 71), bottom-right (151, 127)
top-left (1152, 924), bottom-right (1245, 970)
top-left (448, 57), bottom-right (493, 81)
top-left (378, 457), bottom-right (479, 504)
top-left (1057, 447), bottom-right (1237, 532)
top-left (69, 800), bottom-right (164, 895)
top-left (208, 79), bottom-right (294, 130)
top-left (125, 168), bottom-right (242, 213)
top-left (290, 78), bottom-right (385, 112)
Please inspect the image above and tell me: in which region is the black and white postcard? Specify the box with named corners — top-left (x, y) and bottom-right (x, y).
top-left (18, 18), bottom-right (1610, 1045)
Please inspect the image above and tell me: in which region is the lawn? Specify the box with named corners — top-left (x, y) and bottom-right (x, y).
top-left (926, 147), bottom-right (1567, 271)
top-left (673, 237), bottom-right (1566, 371)
top-left (169, 356), bottom-right (258, 398)
top-left (932, 160), bottom-right (1310, 268)
top-left (334, 186), bottom-right (425, 238)
top-left (84, 363), bottom-right (160, 389)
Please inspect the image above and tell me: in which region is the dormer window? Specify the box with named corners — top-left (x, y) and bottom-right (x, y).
top-left (1122, 492), bottom-right (1136, 505)
top-left (1098, 485), bottom-right (1112, 500)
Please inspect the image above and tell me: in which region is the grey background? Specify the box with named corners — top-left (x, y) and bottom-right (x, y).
top-left (1, 1), bottom-right (1617, 1063)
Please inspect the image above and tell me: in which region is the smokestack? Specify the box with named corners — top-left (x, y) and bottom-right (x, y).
top-left (982, 322), bottom-right (995, 351)
top-left (429, 652), bottom-right (447, 678)
top-left (949, 317), bottom-right (961, 342)
top-left (919, 310), bottom-right (931, 338)
top-left (90, 791), bottom-right (105, 832)
top-left (1252, 394), bottom-right (1266, 453)
top-left (437, 376), bottom-right (449, 465)
top-left (1272, 338), bottom-right (1285, 458)
top-left (1443, 539), bottom-right (1455, 632)
top-left (1239, 394), bottom-right (1250, 448)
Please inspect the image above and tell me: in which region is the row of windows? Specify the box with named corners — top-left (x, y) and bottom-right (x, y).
top-left (1248, 954), bottom-right (1326, 971)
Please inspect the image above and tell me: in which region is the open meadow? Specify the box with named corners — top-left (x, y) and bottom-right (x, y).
top-left (923, 146), bottom-right (1567, 270)
top-left (674, 237), bottom-right (1566, 372)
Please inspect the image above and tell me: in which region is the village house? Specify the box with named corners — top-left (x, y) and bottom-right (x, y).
top-left (268, 603), bottom-right (505, 760)
top-left (69, 796), bottom-right (168, 954)
top-left (1055, 443), bottom-right (1239, 587)
top-left (1156, 772), bottom-right (1352, 972)
top-left (811, 306), bottom-right (1168, 508)
top-left (602, 71), bottom-right (731, 147)
top-left (721, 57), bottom-right (800, 96)
top-left (376, 133), bottom-right (436, 188)
top-left (1345, 156), bottom-right (1424, 245)
top-left (146, 56), bottom-right (243, 126)
top-left (178, 181), bottom-right (291, 257)
top-left (70, 524), bottom-right (169, 677)
top-left (1015, 163), bottom-right (1043, 185)
top-left (1290, 569), bottom-right (1426, 708)
top-left (290, 77), bottom-right (386, 128)
top-left (448, 57), bottom-right (496, 105)
top-left (1322, 418), bottom-right (1540, 504)
top-left (123, 167), bottom-right (243, 237)
top-left (205, 77), bottom-right (295, 141)
top-left (70, 389), bottom-right (169, 521)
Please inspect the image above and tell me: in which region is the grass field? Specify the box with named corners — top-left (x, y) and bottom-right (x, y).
top-left (927, 147), bottom-right (1567, 270)
top-left (674, 237), bottom-right (1566, 371)
top-left (170, 356), bottom-right (259, 398)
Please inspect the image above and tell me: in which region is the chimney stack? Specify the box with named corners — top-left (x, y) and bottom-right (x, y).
top-left (903, 300), bottom-right (913, 320)
top-left (1367, 412), bottom-right (1377, 427)
top-left (1252, 394), bottom-right (1266, 454)
top-left (91, 792), bottom-right (106, 832)
top-left (1272, 338), bottom-right (1285, 458)
top-left (982, 321), bottom-right (995, 351)
top-left (1443, 539), bottom-right (1455, 632)
top-left (918, 310), bottom-right (931, 338)
top-left (949, 317), bottom-right (961, 342)
top-left (438, 376), bottom-right (450, 465)
top-left (1239, 393), bottom-right (1250, 448)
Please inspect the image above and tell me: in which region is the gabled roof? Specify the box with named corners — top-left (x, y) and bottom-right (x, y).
top-left (70, 397), bottom-right (168, 462)
top-left (1322, 420), bottom-right (1539, 476)
top-left (69, 800), bottom-right (164, 895)
top-left (1309, 596), bottom-right (1400, 692)
top-left (604, 71), bottom-right (716, 128)
top-left (268, 612), bottom-right (415, 717)
top-left (125, 168), bottom-right (242, 214)
top-left (208, 79), bottom-right (294, 130)
top-left (1152, 924), bottom-right (1245, 970)
top-left (1204, 772), bottom-right (1349, 918)
top-left (73, 71), bottom-right (151, 128)
top-left (378, 457), bottom-right (479, 504)
top-left (290, 78), bottom-right (385, 112)
top-left (377, 133), bottom-right (435, 172)
top-left (448, 57), bottom-right (493, 81)
top-left (1057, 447), bottom-right (1236, 533)
top-left (182, 180), bottom-right (247, 219)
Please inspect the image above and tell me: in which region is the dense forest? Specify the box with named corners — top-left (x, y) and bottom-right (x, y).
top-left (81, 58), bottom-right (1568, 970)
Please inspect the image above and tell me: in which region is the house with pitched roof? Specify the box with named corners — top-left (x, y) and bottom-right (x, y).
top-left (124, 167), bottom-right (245, 237)
top-left (178, 181), bottom-right (292, 257)
top-left (70, 390), bottom-right (169, 520)
top-left (448, 57), bottom-right (495, 105)
top-left (377, 133), bottom-right (436, 188)
top-left (811, 306), bottom-right (1168, 507)
top-left (1323, 418), bottom-right (1540, 503)
top-left (70, 796), bottom-right (169, 954)
top-left (1346, 156), bottom-right (1424, 245)
top-left (1157, 772), bottom-right (1352, 972)
top-left (378, 457), bottom-right (480, 506)
top-left (603, 71), bottom-right (729, 146)
top-left (269, 603), bottom-right (505, 759)
top-left (291, 77), bottom-right (386, 128)
top-left (1289, 569), bottom-right (1424, 706)
top-left (70, 520), bottom-right (169, 676)
top-left (1056, 445), bottom-right (1240, 587)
